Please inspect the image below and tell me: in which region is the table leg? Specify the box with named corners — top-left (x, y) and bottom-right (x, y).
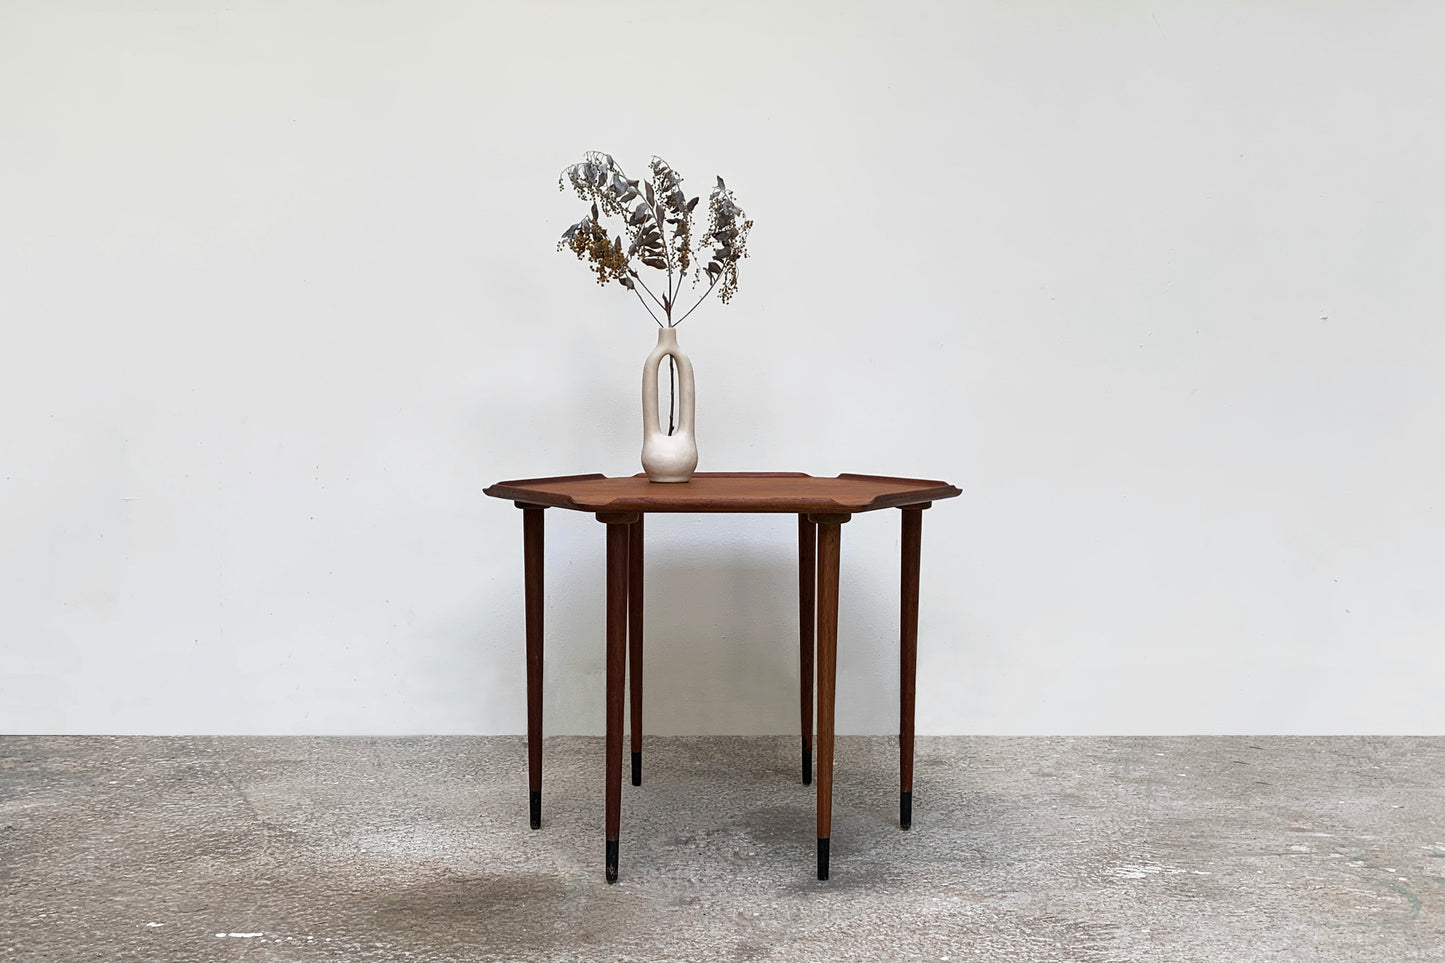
top-left (599, 513), bottom-right (635, 883)
top-left (900, 507), bottom-right (923, 830)
top-left (798, 515), bottom-right (816, 785)
top-left (628, 515), bottom-right (645, 786)
top-left (522, 506), bottom-right (545, 830)
top-left (811, 513), bottom-right (849, 880)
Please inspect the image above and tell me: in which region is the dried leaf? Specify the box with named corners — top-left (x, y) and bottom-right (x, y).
top-left (716, 176), bottom-right (725, 190)
top-left (686, 196), bottom-right (699, 213)
top-left (629, 205), bottom-right (650, 226)
top-left (620, 275), bottom-right (635, 290)
top-left (590, 201), bottom-right (599, 221)
top-left (644, 180), bottom-right (655, 206)
top-left (641, 256), bottom-right (667, 270)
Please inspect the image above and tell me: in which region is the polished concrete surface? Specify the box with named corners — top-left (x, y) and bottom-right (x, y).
top-left (2, 736), bottom-right (1443, 961)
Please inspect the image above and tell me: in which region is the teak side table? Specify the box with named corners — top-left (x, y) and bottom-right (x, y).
top-left (483, 472), bottom-right (962, 882)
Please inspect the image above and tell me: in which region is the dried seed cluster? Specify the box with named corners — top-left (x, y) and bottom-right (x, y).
top-left (700, 185), bottom-right (752, 304)
top-left (557, 216), bottom-right (629, 286)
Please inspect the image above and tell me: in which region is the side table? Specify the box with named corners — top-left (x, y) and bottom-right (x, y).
top-left (483, 472), bottom-right (961, 881)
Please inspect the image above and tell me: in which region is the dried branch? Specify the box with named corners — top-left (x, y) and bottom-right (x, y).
top-left (558, 151), bottom-right (751, 326)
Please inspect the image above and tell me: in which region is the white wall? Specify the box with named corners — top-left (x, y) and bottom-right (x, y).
top-left (3, 1), bottom-right (1442, 735)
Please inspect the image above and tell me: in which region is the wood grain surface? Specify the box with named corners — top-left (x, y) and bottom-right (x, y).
top-left (485, 472), bottom-right (960, 514)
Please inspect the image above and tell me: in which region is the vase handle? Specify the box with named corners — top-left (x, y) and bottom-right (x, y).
top-left (641, 337), bottom-right (694, 438)
top-left (674, 351), bottom-right (695, 436)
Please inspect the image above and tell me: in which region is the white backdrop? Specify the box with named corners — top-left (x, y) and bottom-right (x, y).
top-left (3, 1), bottom-right (1442, 735)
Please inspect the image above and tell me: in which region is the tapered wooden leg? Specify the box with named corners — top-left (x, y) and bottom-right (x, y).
top-left (811, 513), bottom-right (849, 880)
top-left (600, 513), bottom-right (635, 883)
top-left (900, 507), bottom-right (924, 830)
top-left (798, 515), bottom-right (817, 785)
top-left (628, 515), bottom-right (645, 786)
top-left (522, 506), bottom-right (545, 830)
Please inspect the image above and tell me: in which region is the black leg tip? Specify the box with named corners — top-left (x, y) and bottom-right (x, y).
top-left (802, 741), bottom-right (812, 785)
top-left (816, 837), bottom-right (830, 881)
top-left (529, 790), bottom-right (541, 830)
top-left (605, 839), bottom-right (619, 884)
top-left (631, 751), bottom-right (641, 786)
top-left (901, 790), bottom-right (912, 831)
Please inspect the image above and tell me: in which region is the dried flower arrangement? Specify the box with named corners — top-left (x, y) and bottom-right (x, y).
top-left (558, 152), bottom-right (752, 434)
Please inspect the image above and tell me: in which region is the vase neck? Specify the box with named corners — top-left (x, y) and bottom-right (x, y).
top-left (655, 326), bottom-right (677, 348)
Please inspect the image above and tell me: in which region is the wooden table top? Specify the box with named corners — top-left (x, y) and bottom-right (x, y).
top-left (484, 472), bottom-right (962, 514)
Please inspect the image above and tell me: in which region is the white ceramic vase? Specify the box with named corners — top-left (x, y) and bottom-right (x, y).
top-left (640, 327), bottom-right (697, 483)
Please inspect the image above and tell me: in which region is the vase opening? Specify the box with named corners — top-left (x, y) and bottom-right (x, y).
top-left (651, 355), bottom-right (681, 437)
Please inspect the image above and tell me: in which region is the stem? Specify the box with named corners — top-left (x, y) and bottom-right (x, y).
top-left (671, 276), bottom-right (720, 327)
top-left (631, 272), bottom-right (667, 314)
top-left (667, 355), bottom-right (676, 435)
top-left (630, 286), bottom-right (664, 327)
top-left (663, 208), bottom-right (676, 323)
top-left (648, 177), bottom-right (678, 322)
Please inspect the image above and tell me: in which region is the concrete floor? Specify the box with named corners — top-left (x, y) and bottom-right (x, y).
top-left (1, 736), bottom-right (1443, 962)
